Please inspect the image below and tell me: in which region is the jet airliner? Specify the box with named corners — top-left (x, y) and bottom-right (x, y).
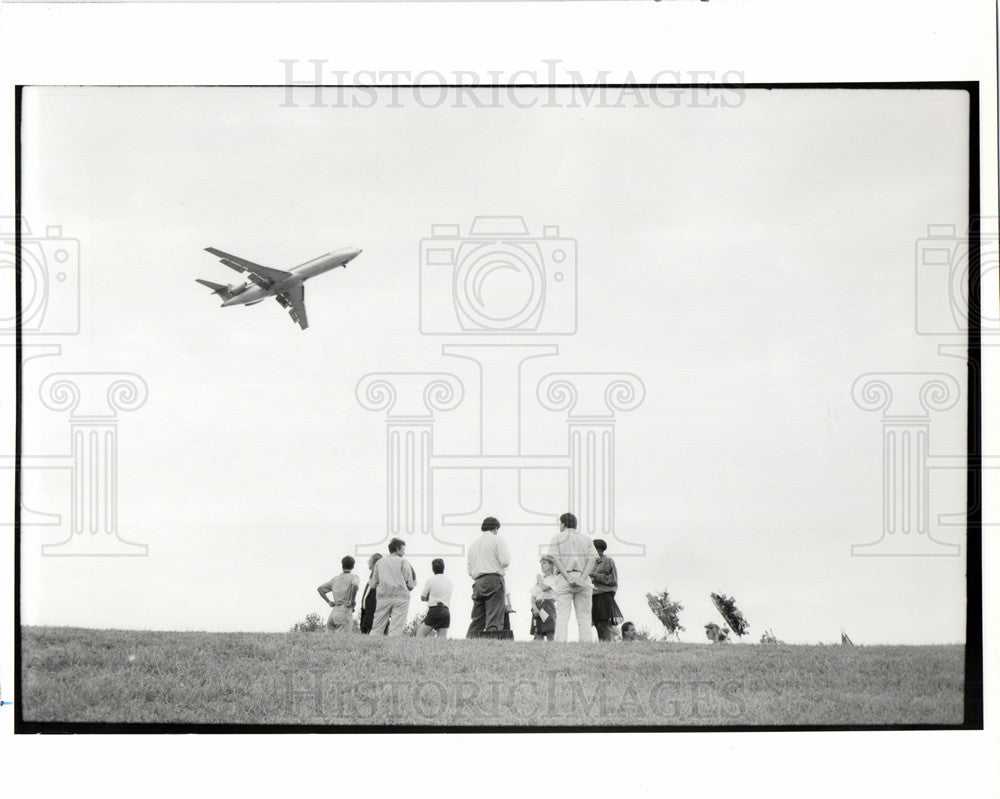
top-left (196, 246), bottom-right (362, 329)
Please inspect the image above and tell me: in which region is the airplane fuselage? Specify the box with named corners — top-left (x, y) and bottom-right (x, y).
top-left (222, 246), bottom-right (362, 307)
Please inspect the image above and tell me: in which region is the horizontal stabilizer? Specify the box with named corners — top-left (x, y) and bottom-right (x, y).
top-left (196, 278), bottom-right (231, 296)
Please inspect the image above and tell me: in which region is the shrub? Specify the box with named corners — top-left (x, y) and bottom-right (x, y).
top-left (290, 612), bottom-right (325, 633)
top-left (704, 622), bottom-right (730, 643)
top-left (646, 589), bottom-right (685, 640)
top-left (760, 628), bottom-right (784, 644)
top-left (403, 612), bottom-right (427, 637)
top-left (710, 592), bottom-right (749, 638)
top-left (630, 626), bottom-right (654, 641)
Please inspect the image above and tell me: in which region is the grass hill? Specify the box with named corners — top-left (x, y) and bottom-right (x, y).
top-left (20, 626), bottom-right (964, 727)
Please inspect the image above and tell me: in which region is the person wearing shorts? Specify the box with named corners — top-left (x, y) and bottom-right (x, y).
top-left (417, 558), bottom-right (453, 638)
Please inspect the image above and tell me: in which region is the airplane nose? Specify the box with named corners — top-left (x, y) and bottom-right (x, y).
top-left (348, 247), bottom-right (362, 261)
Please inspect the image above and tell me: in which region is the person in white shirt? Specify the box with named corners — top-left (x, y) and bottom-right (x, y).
top-left (547, 512), bottom-right (598, 642)
top-left (369, 538), bottom-right (417, 636)
top-left (466, 516), bottom-right (511, 638)
top-left (316, 556), bottom-right (361, 633)
top-left (417, 558), bottom-right (453, 638)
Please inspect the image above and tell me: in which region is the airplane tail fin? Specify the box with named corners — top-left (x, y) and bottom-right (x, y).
top-left (196, 278), bottom-right (233, 299)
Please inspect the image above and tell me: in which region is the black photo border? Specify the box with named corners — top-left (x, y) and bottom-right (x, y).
top-left (12, 81), bottom-right (985, 734)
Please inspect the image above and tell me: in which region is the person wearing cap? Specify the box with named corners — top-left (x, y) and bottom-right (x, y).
top-left (529, 554), bottom-right (557, 641)
top-left (369, 538), bottom-right (417, 636)
top-left (466, 516), bottom-right (511, 638)
top-left (417, 558), bottom-right (453, 638)
top-left (547, 512), bottom-right (598, 642)
top-left (590, 539), bottom-right (625, 641)
top-left (317, 556), bottom-right (361, 633)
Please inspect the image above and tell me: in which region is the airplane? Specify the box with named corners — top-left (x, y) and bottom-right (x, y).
top-left (196, 245), bottom-right (363, 329)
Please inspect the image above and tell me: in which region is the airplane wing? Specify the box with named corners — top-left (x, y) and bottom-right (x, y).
top-left (276, 285), bottom-right (308, 330)
top-left (204, 247), bottom-right (292, 288)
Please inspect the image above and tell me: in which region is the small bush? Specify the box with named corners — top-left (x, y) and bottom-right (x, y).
top-left (646, 589), bottom-right (685, 640)
top-left (760, 629), bottom-right (784, 644)
top-left (290, 612), bottom-right (325, 633)
top-left (704, 622), bottom-right (730, 643)
top-left (710, 592), bottom-right (749, 638)
top-left (403, 613), bottom-right (427, 637)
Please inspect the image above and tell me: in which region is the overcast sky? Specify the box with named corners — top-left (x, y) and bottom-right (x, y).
top-left (18, 86), bottom-right (970, 643)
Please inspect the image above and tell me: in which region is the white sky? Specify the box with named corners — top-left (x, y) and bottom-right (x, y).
top-left (18, 86), bottom-right (970, 644)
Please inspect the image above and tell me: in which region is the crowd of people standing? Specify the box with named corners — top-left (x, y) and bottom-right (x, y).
top-left (315, 512), bottom-right (632, 642)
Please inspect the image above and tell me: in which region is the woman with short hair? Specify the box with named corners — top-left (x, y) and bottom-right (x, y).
top-left (590, 539), bottom-right (624, 641)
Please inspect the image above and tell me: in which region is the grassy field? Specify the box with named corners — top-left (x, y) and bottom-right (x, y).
top-left (20, 626), bottom-right (966, 727)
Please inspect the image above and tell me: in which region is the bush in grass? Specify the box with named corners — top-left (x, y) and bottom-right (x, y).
top-left (760, 628), bottom-right (784, 644)
top-left (290, 612), bottom-right (325, 633)
top-left (403, 612), bottom-right (427, 637)
top-left (646, 589), bottom-right (685, 640)
top-left (710, 592), bottom-right (749, 638)
top-left (704, 622), bottom-right (731, 643)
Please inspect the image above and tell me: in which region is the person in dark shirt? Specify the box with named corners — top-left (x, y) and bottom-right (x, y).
top-left (590, 539), bottom-right (624, 641)
top-left (359, 553), bottom-right (383, 635)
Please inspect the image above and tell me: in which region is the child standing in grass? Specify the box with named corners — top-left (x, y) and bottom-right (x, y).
top-left (530, 555), bottom-right (557, 641)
